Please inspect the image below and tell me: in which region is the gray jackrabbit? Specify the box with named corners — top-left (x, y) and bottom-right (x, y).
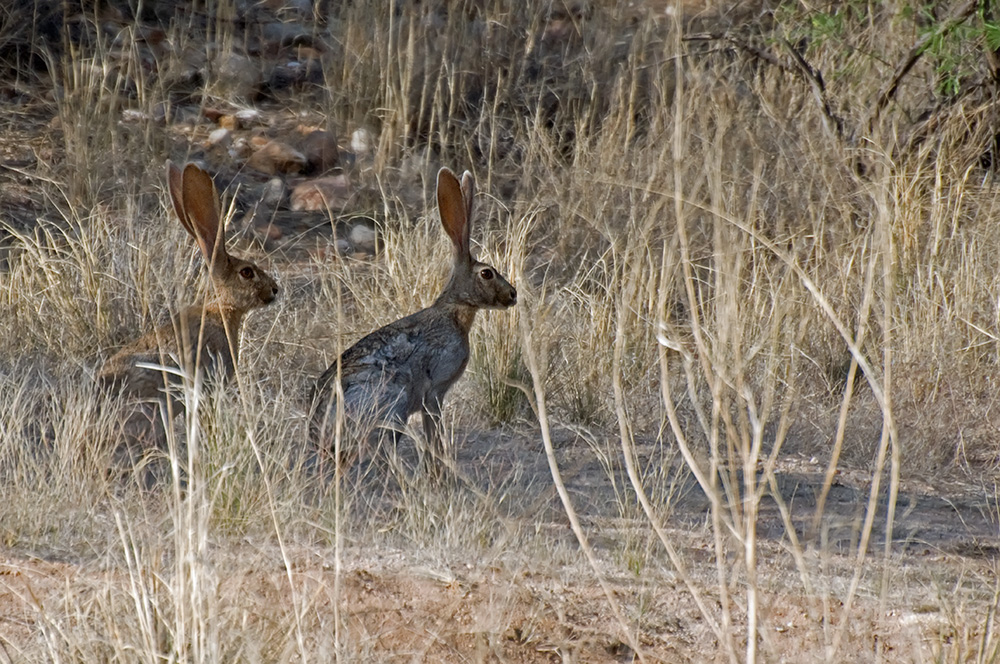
top-left (311, 167), bottom-right (517, 472)
top-left (99, 161), bottom-right (278, 440)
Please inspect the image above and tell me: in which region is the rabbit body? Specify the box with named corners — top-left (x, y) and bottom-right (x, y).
top-left (320, 297), bottom-right (475, 431)
top-left (99, 301), bottom-right (258, 400)
top-left (312, 167), bottom-right (516, 469)
top-left (99, 161), bottom-right (278, 412)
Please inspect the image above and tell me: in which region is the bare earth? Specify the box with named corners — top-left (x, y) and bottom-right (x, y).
top-left (1, 426), bottom-right (997, 661)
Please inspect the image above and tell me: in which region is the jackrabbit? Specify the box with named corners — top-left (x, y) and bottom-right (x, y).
top-left (99, 161), bottom-right (279, 444)
top-left (311, 167), bottom-right (516, 473)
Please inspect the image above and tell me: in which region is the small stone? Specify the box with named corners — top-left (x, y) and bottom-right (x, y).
top-left (247, 139), bottom-right (308, 175)
top-left (203, 107), bottom-right (225, 122)
top-left (262, 177), bottom-right (284, 206)
top-left (348, 223), bottom-right (376, 253)
top-left (219, 114), bottom-right (239, 130)
top-left (290, 174), bottom-right (352, 211)
top-left (207, 127), bottom-right (231, 147)
top-left (351, 128), bottom-right (375, 158)
top-left (229, 137), bottom-right (252, 160)
top-left (213, 51), bottom-right (261, 100)
top-left (120, 108), bottom-right (149, 122)
top-left (235, 108), bottom-right (263, 126)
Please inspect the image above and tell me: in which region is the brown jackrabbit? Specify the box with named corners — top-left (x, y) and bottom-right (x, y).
top-left (99, 161), bottom-right (278, 447)
top-left (311, 167), bottom-right (516, 474)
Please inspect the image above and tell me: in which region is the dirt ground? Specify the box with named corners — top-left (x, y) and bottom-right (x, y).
top-left (2, 427), bottom-right (997, 661)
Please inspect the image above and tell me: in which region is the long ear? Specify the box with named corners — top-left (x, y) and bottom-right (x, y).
top-left (460, 170), bottom-right (475, 223)
top-left (437, 167), bottom-right (470, 263)
top-left (180, 162), bottom-right (226, 266)
top-left (165, 160), bottom-right (195, 238)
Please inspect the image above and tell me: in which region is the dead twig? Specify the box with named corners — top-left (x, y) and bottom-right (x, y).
top-left (867, 0), bottom-right (980, 133)
top-left (685, 32), bottom-right (847, 145)
top-left (781, 37), bottom-right (847, 144)
top-left (683, 31), bottom-right (794, 74)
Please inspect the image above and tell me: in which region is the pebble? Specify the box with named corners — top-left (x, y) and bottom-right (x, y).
top-left (120, 108), bottom-right (150, 122)
top-left (213, 52), bottom-right (261, 100)
top-left (262, 177), bottom-right (284, 206)
top-left (350, 127), bottom-right (375, 158)
top-left (290, 174), bottom-right (352, 211)
top-left (207, 127), bottom-right (231, 147)
top-left (229, 136), bottom-right (252, 160)
top-left (235, 108), bottom-right (264, 126)
top-left (247, 139), bottom-right (308, 175)
top-left (348, 222), bottom-right (376, 253)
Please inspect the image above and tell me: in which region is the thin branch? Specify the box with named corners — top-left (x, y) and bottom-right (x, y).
top-left (685, 32), bottom-right (846, 144)
top-left (684, 31), bottom-right (794, 74)
top-left (781, 37), bottom-right (847, 143)
top-left (867, 0), bottom-right (980, 133)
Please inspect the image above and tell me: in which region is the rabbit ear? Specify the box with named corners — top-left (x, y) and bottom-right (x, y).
top-left (180, 162), bottom-right (227, 266)
top-left (460, 170), bottom-right (475, 222)
top-left (165, 160), bottom-right (195, 238)
top-left (437, 167), bottom-right (471, 263)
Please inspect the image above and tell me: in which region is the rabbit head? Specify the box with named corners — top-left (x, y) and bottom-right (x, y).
top-left (435, 167), bottom-right (517, 311)
top-left (165, 160), bottom-right (278, 313)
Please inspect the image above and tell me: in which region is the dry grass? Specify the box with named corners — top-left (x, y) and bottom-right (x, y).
top-left (1, 0), bottom-right (1000, 661)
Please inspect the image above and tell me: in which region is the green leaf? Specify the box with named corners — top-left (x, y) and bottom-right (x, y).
top-left (985, 21), bottom-right (1000, 52)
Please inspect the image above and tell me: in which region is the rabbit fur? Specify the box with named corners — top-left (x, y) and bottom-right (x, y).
top-left (311, 167), bottom-right (516, 472)
top-left (99, 161), bottom-right (278, 430)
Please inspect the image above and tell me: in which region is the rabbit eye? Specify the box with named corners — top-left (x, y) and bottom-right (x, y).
top-left (239, 267), bottom-right (255, 280)
top-left (480, 268), bottom-right (494, 280)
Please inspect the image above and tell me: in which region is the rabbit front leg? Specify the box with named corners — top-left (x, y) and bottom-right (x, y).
top-left (420, 398), bottom-right (447, 477)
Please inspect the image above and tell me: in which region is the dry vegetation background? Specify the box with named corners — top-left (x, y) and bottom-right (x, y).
top-left (1, 0), bottom-right (1000, 661)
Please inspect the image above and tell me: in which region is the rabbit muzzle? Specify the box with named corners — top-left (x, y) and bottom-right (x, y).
top-left (505, 286), bottom-right (517, 307)
top-left (262, 282), bottom-right (279, 304)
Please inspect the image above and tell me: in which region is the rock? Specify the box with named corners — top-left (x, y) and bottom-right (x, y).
top-left (348, 222), bottom-right (376, 253)
top-left (212, 51), bottom-right (260, 100)
top-left (229, 136), bottom-right (252, 160)
top-left (235, 108), bottom-right (264, 126)
top-left (120, 108), bottom-right (150, 123)
top-left (290, 174), bottom-right (352, 211)
top-left (203, 107), bottom-right (225, 122)
top-left (350, 127), bottom-right (375, 158)
top-left (207, 127), bottom-right (232, 147)
top-left (219, 114), bottom-right (239, 130)
top-left (247, 139), bottom-right (308, 175)
top-left (300, 129), bottom-right (340, 173)
top-left (262, 177), bottom-right (284, 206)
